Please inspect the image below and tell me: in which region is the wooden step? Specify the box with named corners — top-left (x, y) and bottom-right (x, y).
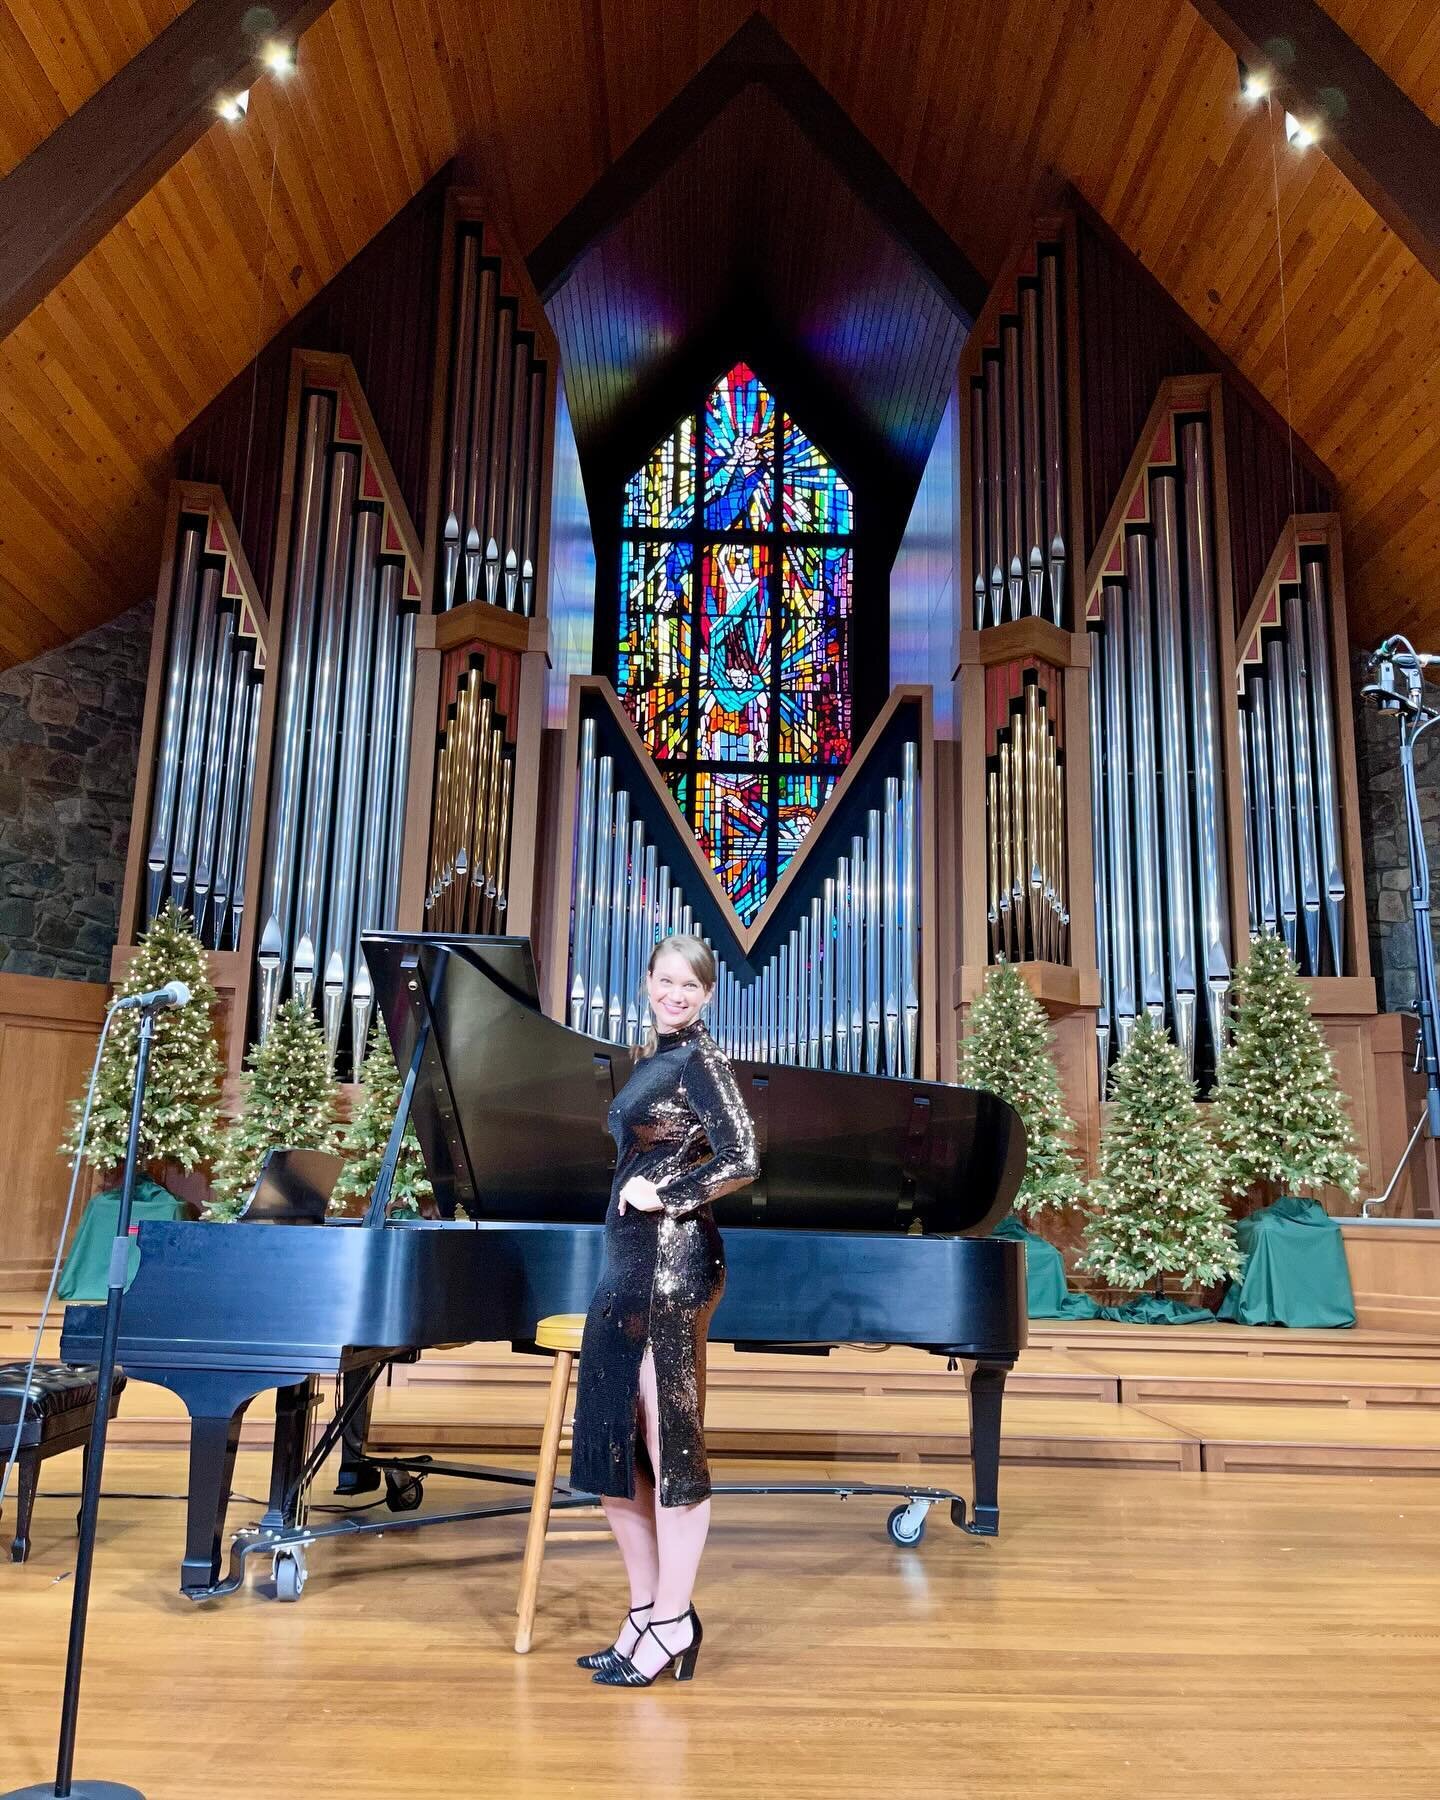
top-left (1134, 1402), bottom-right (1440, 1475)
top-left (1071, 1350), bottom-right (1440, 1408)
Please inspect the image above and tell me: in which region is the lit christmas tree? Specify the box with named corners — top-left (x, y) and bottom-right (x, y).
top-left (1080, 1012), bottom-right (1242, 1293)
top-left (960, 960), bottom-right (1083, 1218)
top-left (1211, 932), bottom-right (1363, 1203)
top-left (64, 901), bottom-right (225, 1179)
top-left (331, 1024), bottom-right (432, 1219)
top-left (207, 998), bottom-right (341, 1219)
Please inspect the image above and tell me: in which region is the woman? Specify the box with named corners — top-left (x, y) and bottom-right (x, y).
top-left (569, 933), bottom-right (759, 1687)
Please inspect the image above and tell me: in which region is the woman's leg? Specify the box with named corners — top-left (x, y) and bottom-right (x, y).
top-left (625, 1345), bottom-right (708, 1677)
top-left (598, 1462), bottom-right (659, 1654)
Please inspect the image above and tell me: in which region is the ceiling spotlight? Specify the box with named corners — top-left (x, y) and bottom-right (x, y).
top-left (1238, 59), bottom-right (1268, 101)
top-left (1284, 111), bottom-right (1315, 148)
top-left (217, 88), bottom-right (250, 122)
top-left (262, 41), bottom-right (296, 76)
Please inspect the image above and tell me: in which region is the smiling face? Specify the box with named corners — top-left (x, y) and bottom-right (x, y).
top-left (647, 947), bottom-right (713, 1035)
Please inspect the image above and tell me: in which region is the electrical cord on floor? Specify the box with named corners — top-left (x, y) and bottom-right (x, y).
top-left (1, 1009), bottom-right (115, 1513)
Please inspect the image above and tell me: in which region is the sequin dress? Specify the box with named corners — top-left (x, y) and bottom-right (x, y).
top-left (570, 1020), bottom-right (759, 1507)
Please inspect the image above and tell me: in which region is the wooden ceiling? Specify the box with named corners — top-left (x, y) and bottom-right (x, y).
top-left (2, 0), bottom-right (1439, 669)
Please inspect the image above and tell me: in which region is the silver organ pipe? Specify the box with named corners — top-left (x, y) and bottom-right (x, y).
top-left (1124, 532), bottom-right (1166, 1024)
top-left (1264, 637), bottom-right (1300, 958)
top-left (1002, 318), bottom-right (1024, 619)
top-left (1236, 707), bottom-right (1260, 936)
top-left (145, 521), bottom-right (203, 919)
top-left (1020, 283), bottom-right (1045, 618)
top-left (569, 717), bottom-right (598, 1029)
top-left (1040, 249), bottom-right (1067, 623)
top-left (225, 668), bottom-right (262, 953)
top-left (189, 598), bottom-right (238, 932)
top-left (587, 757), bottom-right (614, 1038)
top-left (1100, 584), bottom-right (1138, 1050)
top-left (210, 648), bottom-right (256, 952)
top-left (1088, 628), bottom-right (1113, 1080)
top-left (167, 564), bottom-right (222, 916)
top-left (1283, 584), bottom-right (1324, 972)
top-left (970, 382), bottom-right (988, 629)
top-left (259, 393), bottom-right (333, 1029)
top-left (1246, 672), bottom-right (1281, 937)
top-left (900, 740), bottom-right (920, 1077)
top-left (1303, 557), bottom-right (1347, 968)
top-left (1152, 476), bottom-right (1199, 1067)
top-left (1180, 422), bottom-right (1232, 1049)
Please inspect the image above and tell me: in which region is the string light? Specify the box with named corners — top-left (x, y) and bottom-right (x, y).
top-left (262, 42), bottom-right (296, 77)
top-left (1284, 112), bottom-right (1316, 149)
top-left (217, 89), bottom-right (250, 123)
top-left (1238, 60), bottom-right (1268, 102)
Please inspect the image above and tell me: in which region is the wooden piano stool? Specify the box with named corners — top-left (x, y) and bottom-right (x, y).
top-left (514, 1312), bottom-right (585, 1654)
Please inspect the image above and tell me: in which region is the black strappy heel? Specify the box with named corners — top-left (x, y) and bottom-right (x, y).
top-left (577, 1602), bottom-right (653, 1672)
top-left (591, 1606), bottom-right (702, 1686)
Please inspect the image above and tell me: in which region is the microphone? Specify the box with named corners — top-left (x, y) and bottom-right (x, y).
top-left (112, 979), bottom-right (192, 1013)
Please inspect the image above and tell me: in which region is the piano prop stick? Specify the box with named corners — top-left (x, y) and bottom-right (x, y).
top-left (62, 936), bottom-right (1026, 1607)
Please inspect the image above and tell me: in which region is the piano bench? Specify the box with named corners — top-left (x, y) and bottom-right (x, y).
top-left (515, 1313), bottom-right (585, 1653)
top-left (0, 1362), bottom-right (127, 1564)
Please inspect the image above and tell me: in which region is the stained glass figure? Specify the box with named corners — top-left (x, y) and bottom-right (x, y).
top-left (699, 544), bottom-right (771, 760)
top-left (783, 414), bottom-right (853, 535)
top-left (617, 539), bottom-right (692, 759)
top-left (704, 364), bottom-right (774, 532)
top-left (618, 362), bottom-right (854, 915)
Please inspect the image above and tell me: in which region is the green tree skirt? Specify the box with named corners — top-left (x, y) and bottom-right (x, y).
top-left (992, 1216), bottom-right (1216, 1322)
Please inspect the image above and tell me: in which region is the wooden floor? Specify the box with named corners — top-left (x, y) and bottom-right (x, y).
top-left (4, 1449), bottom-right (1440, 1800)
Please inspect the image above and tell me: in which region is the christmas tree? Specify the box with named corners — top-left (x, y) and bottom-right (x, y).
top-left (1211, 932), bottom-right (1363, 1202)
top-left (1080, 1012), bottom-right (1242, 1292)
top-left (64, 901), bottom-right (225, 1179)
top-left (207, 998), bottom-right (342, 1219)
top-left (331, 1024), bottom-right (432, 1219)
top-left (960, 960), bottom-right (1083, 1217)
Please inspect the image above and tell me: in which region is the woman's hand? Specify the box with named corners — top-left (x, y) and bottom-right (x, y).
top-left (618, 1176), bottom-right (663, 1216)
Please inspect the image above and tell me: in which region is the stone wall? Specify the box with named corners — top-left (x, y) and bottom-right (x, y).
top-left (1352, 655), bottom-right (1440, 1012)
top-left (0, 599), bottom-right (153, 981)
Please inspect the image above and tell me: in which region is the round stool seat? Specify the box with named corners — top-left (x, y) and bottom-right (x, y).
top-left (535, 1313), bottom-right (585, 1354)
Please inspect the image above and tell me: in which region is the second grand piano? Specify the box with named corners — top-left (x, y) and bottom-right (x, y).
top-left (62, 934), bottom-right (1026, 1600)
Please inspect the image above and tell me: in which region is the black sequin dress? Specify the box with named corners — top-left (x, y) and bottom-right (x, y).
top-left (570, 1020), bottom-right (759, 1508)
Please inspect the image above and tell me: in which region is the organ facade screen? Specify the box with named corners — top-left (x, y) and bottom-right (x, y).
top-left (618, 362), bottom-right (854, 922)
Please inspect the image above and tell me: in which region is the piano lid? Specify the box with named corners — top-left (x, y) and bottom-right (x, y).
top-left (363, 934), bottom-right (1025, 1236)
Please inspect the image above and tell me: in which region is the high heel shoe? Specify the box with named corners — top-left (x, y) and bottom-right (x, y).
top-left (576, 1602), bottom-right (652, 1672)
top-left (591, 1607), bottom-right (702, 1686)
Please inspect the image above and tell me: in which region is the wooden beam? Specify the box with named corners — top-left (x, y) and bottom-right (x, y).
top-left (1190, 0), bottom-right (1440, 286)
top-left (0, 0), bottom-right (337, 343)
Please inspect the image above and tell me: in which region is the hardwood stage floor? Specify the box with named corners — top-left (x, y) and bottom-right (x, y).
top-left (3, 1449), bottom-right (1439, 1800)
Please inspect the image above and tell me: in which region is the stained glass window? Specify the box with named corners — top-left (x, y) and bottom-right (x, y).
top-left (618, 361), bottom-right (854, 920)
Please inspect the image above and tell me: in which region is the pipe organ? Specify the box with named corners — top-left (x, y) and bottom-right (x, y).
top-left (966, 240), bottom-right (1070, 629)
top-left (1236, 532), bottom-right (1349, 976)
top-left (561, 688), bottom-right (925, 1076)
top-left (142, 496), bottom-right (266, 950)
top-left (1085, 407), bottom-right (1233, 1081)
top-left (255, 369), bottom-right (424, 1067)
top-left (425, 647), bottom-right (519, 937)
top-left (985, 666), bottom-right (1068, 966)
top-left (436, 222), bottom-right (549, 617)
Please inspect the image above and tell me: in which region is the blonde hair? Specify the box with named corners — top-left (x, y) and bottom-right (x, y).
top-left (637, 933), bottom-right (717, 1058)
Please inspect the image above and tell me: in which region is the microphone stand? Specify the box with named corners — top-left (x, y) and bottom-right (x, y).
top-left (4, 1001), bottom-right (163, 1800)
top-left (1361, 639), bottom-right (1440, 1218)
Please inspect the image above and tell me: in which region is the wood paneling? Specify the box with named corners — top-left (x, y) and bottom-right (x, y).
top-left (1343, 1221), bottom-right (1440, 1331)
top-left (0, 972), bottom-right (106, 1281)
top-left (3, 1), bottom-right (1440, 671)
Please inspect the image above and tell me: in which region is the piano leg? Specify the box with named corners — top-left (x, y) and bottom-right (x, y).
top-left (335, 1368), bottom-right (380, 1495)
top-left (262, 1379), bottom-right (317, 1531)
top-left (181, 1406), bottom-right (248, 1595)
top-left (965, 1359), bottom-right (1012, 1536)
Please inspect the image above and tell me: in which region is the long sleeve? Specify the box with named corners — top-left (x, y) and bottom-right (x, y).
top-left (658, 1041), bottom-right (760, 1219)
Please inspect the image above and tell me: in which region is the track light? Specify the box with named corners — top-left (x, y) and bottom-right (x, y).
top-left (1284, 111), bottom-right (1315, 148)
top-left (217, 89), bottom-right (250, 123)
top-left (262, 41), bottom-right (296, 76)
top-left (1238, 59), bottom-right (1268, 102)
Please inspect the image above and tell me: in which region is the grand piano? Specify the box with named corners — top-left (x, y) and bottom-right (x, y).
top-left (61, 934), bottom-right (1027, 1602)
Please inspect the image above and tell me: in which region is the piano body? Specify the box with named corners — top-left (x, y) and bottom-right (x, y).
top-left (61, 935), bottom-right (1027, 1602)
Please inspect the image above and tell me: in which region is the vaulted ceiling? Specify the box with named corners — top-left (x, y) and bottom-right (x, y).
top-left (1, 0), bottom-right (1439, 670)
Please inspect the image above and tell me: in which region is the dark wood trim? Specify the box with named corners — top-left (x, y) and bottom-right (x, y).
top-left (527, 15), bottom-right (986, 321)
top-left (1190, 0), bottom-right (1440, 291)
top-left (0, 0), bottom-right (338, 342)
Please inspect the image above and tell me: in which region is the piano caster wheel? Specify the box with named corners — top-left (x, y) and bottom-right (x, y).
top-left (384, 1473), bottom-right (425, 1513)
top-left (274, 1548), bottom-right (308, 1602)
top-left (886, 1501), bottom-right (930, 1547)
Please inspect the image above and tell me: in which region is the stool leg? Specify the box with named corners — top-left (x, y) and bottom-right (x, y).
top-left (514, 1349), bottom-right (573, 1654)
top-left (10, 1450), bottom-right (38, 1564)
